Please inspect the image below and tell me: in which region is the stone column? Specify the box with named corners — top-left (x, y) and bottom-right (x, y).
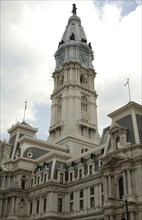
top-left (75, 190), bottom-right (79, 212)
top-left (130, 212), bottom-right (135, 220)
top-left (0, 199), bottom-right (2, 216)
top-left (123, 170), bottom-right (127, 195)
top-left (4, 199), bottom-right (8, 216)
top-left (98, 183), bottom-right (102, 207)
top-left (110, 215), bottom-right (113, 220)
top-left (127, 170), bottom-right (132, 194)
top-left (39, 196), bottom-right (42, 214)
top-left (7, 176), bottom-right (11, 188)
top-left (15, 197), bottom-right (19, 214)
top-left (2, 176), bottom-right (5, 189)
top-left (108, 176), bottom-right (112, 198)
top-left (95, 184), bottom-right (98, 208)
top-left (84, 187), bottom-right (88, 210)
top-left (11, 197), bottom-right (15, 215)
top-left (104, 176), bottom-right (108, 200)
top-left (33, 198), bottom-right (36, 216)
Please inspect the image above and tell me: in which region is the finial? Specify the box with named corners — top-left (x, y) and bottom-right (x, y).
top-left (72, 3), bottom-right (77, 15)
top-left (23, 100), bottom-right (27, 122)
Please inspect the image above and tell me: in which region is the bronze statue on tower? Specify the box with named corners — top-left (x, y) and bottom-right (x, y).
top-left (72, 4), bottom-right (77, 15)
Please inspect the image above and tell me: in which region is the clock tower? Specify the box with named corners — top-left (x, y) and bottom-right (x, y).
top-left (48, 4), bottom-right (100, 154)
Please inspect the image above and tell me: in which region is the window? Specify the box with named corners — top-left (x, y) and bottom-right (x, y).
top-left (37, 176), bottom-right (40, 185)
top-left (70, 202), bottom-right (73, 212)
top-left (36, 200), bottom-right (39, 214)
top-left (31, 179), bottom-right (33, 187)
top-left (80, 189), bottom-right (83, 198)
top-left (43, 198), bottom-right (47, 212)
top-left (119, 176), bottom-right (124, 199)
top-left (81, 96), bottom-right (88, 112)
top-left (57, 97), bottom-right (62, 114)
top-left (70, 192), bottom-right (73, 200)
top-left (116, 136), bottom-right (120, 149)
top-left (80, 200), bottom-right (84, 210)
top-left (58, 198), bottom-right (62, 213)
top-left (44, 174), bottom-right (47, 182)
top-left (21, 175), bottom-right (26, 189)
top-left (60, 173), bottom-right (64, 183)
top-left (79, 169), bottom-right (82, 178)
top-left (29, 202), bottom-right (33, 215)
top-left (80, 74), bottom-right (85, 84)
top-left (70, 172), bottom-right (73, 181)
top-left (90, 186), bottom-right (94, 195)
top-left (89, 165), bottom-right (93, 175)
top-left (90, 197), bottom-right (94, 208)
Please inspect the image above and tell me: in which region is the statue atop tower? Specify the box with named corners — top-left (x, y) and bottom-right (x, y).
top-left (72, 3), bottom-right (77, 15)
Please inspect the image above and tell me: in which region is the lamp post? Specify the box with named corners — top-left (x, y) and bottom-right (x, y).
top-left (108, 198), bottom-right (129, 220)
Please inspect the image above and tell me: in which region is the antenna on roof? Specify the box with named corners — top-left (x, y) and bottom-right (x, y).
top-left (124, 78), bottom-right (131, 102)
top-left (23, 100), bottom-right (27, 122)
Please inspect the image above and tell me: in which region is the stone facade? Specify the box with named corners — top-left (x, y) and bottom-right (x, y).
top-left (0, 4), bottom-right (142, 220)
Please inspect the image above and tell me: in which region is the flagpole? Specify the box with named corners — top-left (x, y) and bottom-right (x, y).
top-left (23, 101), bottom-right (27, 122)
top-left (127, 79), bottom-right (131, 102)
top-left (125, 79), bottom-right (131, 102)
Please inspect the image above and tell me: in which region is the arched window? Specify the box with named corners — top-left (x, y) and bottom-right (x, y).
top-left (81, 96), bottom-right (88, 112)
top-left (80, 74), bottom-right (85, 84)
top-left (21, 175), bottom-right (26, 189)
top-left (119, 176), bottom-right (124, 199)
top-left (57, 97), bottom-right (62, 114)
top-left (116, 136), bottom-right (120, 149)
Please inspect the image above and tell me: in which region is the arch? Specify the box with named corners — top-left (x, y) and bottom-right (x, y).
top-left (81, 96), bottom-right (88, 112)
top-left (57, 97), bottom-right (62, 114)
top-left (118, 176), bottom-right (124, 199)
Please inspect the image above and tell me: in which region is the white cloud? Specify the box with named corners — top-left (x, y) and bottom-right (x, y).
top-left (1, 1), bottom-right (141, 140)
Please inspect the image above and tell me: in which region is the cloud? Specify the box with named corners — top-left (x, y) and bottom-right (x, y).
top-left (1, 1), bottom-right (141, 140)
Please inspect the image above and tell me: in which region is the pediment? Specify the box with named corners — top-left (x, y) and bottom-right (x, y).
top-left (102, 154), bottom-right (127, 167)
top-left (109, 122), bottom-right (127, 134)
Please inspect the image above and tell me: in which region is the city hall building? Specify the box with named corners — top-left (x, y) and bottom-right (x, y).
top-left (0, 4), bottom-right (142, 220)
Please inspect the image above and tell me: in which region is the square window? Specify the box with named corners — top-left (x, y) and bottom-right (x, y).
top-left (89, 165), bottom-right (93, 175)
top-left (90, 186), bottom-right (94, 195)
top-left (80, 189), bottom-right (83, 198)
top-left (58, 198), bottom-right (62, 213)
top-left (79, 169), bottom-right (82, 178)
top-left (60, 173), bottom-right (64, 183)
top-left (70, 202), bottom-right (73, 212)
top-left (80, 200), bottom-right (84, 210)
top-left (43, 198), bottom-right (47, 212)
top-left (70, 172), bottom-right (73, 181)
top-left (90, 197), bottom-right (94, 208)
top-left (70, 192), bottom-right (73, 200)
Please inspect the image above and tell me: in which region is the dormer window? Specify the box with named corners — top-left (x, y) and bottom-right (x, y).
top-left (116, 136), bottom-right (120, 149)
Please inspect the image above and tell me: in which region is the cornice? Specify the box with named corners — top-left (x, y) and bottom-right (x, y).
top-left (108, 101), bottom-right (142, 119)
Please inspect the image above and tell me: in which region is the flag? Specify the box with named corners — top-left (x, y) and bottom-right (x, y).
top-left (124, 79), bottom-right (129, 86)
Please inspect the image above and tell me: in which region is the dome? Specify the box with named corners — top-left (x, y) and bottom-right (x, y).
top-left (61, 14), bottom-right (87, 42)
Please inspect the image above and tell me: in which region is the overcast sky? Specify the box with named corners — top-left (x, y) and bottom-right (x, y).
top-left (1, 0), bottom-right (141, 141)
